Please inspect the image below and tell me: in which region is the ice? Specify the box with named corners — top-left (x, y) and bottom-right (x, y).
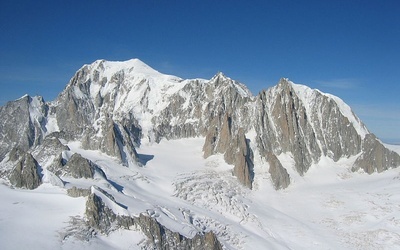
top-left (1, 61), bottom-right (399, 248)
top-left (1, 137), bottom-right (399, 249)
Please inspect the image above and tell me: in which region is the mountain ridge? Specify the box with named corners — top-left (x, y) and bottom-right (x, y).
top-left (1, 58), bottom-right (399, 249)
top-left (1, 59), bottom-right (399, 179)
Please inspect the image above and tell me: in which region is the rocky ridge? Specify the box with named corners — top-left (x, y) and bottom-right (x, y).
top-left (1, 59), bottom-right (399, 188)
top-left (1, 58), bottom-right (399, 248)
top-left (84, 187), bottom-right (223, 250)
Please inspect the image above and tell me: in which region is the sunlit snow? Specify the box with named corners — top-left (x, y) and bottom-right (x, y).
top-left (1, 138), bottom-right (399, 249)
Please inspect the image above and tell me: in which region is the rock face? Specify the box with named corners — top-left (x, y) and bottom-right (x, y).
top-left (0, 59), bottom-right (399, 190)
top-left (65, 153), bottom-right (96, 179)
top-left (0, 95), bottom-right (47, 161)
top-left (203, 115), bottom-right (254, 188)
top-left (1, 58), bottom-right (400, 249)
top-left (32, 135), bottom-right (70, 168)
top-left (9, 153), bottom-right (42, 189)
top-left (67, 186), bottom-right (91, 197)
top-left (54, 64), bottom-right (141, 166)
top-left (352, 134), bottom-right (400, 173)
top-left (255, 79), bottom-right (364, 176)
top-left (85, 192), bottom-right (119, 233)
top-left (85, 187), bottom-right (223, 250)
top-left (50, 153), bottom-right (104, 179)
top-left (267, 152), bottom-right (290, 190)
top-left (137, 213), bottom-right (222, 250)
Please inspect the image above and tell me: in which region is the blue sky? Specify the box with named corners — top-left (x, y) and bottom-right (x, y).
top-left (1, 0), bottom-right (399, 143)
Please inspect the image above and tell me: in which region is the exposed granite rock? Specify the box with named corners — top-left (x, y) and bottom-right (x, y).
top-left (151, 73), bottom-right (252, 143)
top-left (232, 129), bottom-right (254, 189)
top-left (67, 186), bottom-right (92, 197)
top-left (2, 60), bottom-right (399, 193)
top-left (8, 147), bottom-right (25, 163)
top-left (51, 153), bottom-right (105, 179)
top-left (66, 153), bottom-right (96, 179)
top-left (85, 188), bottom-right (223, 249)
top-left (9, 153), bottom-right (42, 189)
top-left (267, 152), bottom-right (290, 190)
top-left (0, 95), bottom-right (47, 161)
top-left (54, 64), bottom-right (141, 166)
top-left (137, 213), bottom-right (223, 250)
top-left (352, 134), bottom-right (400, 174)
top-left (55, 65), bottom-right (95, 137)
top-left (46, 153), bottom-right (66, 176)
top-left (81, 118), bottom-right (141, 166)
top-left (255, 78), bottom-right (364, 175)
top-left (203, 114), bottom-right (254, 188)
top-left (256, 79), bottom-right (320, 175)
top-left (85, 193), bottom-right (118, 234)
top-left (32, 136), bottom-right (70, 166)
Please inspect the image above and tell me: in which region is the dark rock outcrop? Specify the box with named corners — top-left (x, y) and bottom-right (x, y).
top-left (66, 153), bottom-right (96, 179)
top-left (50, 153), bottom-right (105, 179)
top-left (267, 152), bottom-right (290, 190)
top-left (67, 186), bottom-right (92, 197)
top-left (0, 95), bottom-right (47, 161)
top-left (203, 114), bottom-right (254, 188)
top-left (137, 213), bottom-right (223, 250)
top-left (9, 153), bottom-right (42, 189)
top-left (352, 134), bottom-right (400, 174)
top-left (85, 188), bottom-right (223, 249)
top-left (255, 78), bottom-right (365, 176)
top-left (85, 192), bottom-right (119, 233)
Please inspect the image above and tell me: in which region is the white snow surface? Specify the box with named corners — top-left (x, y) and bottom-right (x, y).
top-left (1, 138), bottom-right (400, 249)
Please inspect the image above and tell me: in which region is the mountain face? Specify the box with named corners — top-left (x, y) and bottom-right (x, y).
top-left (1, 59), bottom-right (399, 249)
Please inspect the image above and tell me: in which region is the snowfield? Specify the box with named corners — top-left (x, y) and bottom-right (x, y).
top-left (1, 138), bottom-right (400, 249)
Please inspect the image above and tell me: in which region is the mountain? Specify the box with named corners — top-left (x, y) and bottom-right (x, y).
top-left (0, 59), bottom-right (399, 249)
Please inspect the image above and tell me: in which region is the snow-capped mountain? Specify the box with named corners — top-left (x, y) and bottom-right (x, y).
top-left (0, 59), bottom-right (399, 249)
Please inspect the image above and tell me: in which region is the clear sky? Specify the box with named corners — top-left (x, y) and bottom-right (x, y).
top-left (1, 0), bottom-right (399, 143)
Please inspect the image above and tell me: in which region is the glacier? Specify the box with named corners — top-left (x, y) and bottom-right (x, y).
top-left (0, 58), bottom-right (399, 249)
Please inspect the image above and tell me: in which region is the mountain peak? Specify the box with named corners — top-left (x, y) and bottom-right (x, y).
top-left (1, 58), bottom-right (400, 249)
top-left (277, 77), bottom-right (293, 88)
top-left (210, 72), bottom-right (253, 97)
top-left (210, 71), bottom-right (230, 82)
top-left (89, 58), bottom-right (162, 77)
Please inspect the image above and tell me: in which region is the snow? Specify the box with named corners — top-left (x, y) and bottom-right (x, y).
top-left (91, 186), bottom-right (129, 216)
top-left (0, 183), bottom-right (86, 249)
top-left (45, 115), bottom-right (59, 134)
top-left (1, 138), bottom-right (400, 249)
top-left (1, 62), bottom-right (399, 248)
top-left (211, 72), bottom-right (253, 98)
top-left (27, 96), bottom-right (47, 132)
top-left (290, 80), bottom-right (370, 139)
top-left (383, 143), bottom-right (400, 154)
top-left (67, 59), bottom-right (198, 141)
